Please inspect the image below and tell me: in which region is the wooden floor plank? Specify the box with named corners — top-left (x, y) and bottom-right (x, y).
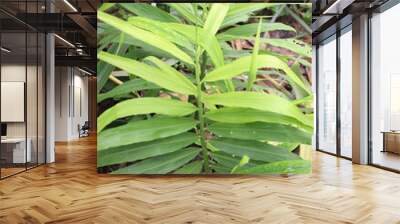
top-left (0, 135), bottom-right (400, 223)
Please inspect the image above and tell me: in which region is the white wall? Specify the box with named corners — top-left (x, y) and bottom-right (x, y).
top-left (54, 67), bottom-right (89, 141)
top-left (55, 67), bottom-right (69, 141)
top-left (72, 73), bottom-right (89, 138)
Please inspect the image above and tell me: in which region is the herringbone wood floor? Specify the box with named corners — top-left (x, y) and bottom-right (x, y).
top-left (1, 136), bottom-right (400, 224)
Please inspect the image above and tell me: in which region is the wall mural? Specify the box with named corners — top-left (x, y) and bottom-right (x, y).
top-left (97, 3), bottom-right (313, 175)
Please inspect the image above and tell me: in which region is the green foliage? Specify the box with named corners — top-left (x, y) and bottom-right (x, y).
top-left (217, 23), bottom-right (296, 41)
top-left (203, 55), bottom-right (310, 94)
top-left (97, 79), bottom-right (159, 103)
top-left (119, 3), bottom-right (180, 23)
top-left (208, 122), bottom-right (311, 144)
top-left (247, 19), bottom-right (263, 91)
top-left (203, 92), bottom-right (311, 126)
top-left (210, 138), bottom-right (301, 163)
top-left (111, 147), bottom-right (201, 174)
top-left (98, 97), bottom-right (197, 132)
top-left (98, 117), bottom-right (197, 150)
top-left (98, 132), bottom-right (197, 167)
top-left (97, 3), bottom-right (313, 174)
top-left (234, 160), bottom-right (311, 174)
top-left (98, 11), bottom-right (194, 65)
top-left (205, 108), bottom-right (312, 132)
top-left (174, 160), bottom-right (203, 174)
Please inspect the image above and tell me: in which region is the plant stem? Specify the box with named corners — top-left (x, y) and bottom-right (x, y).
top-left (194, 3), bottom-right (209, 173)
top-left (196, 84), bottom-right (209, 173)
top-left (195, 53), bottom-right (210, 173)
top-left (195, 48), bottom-right (210, 173)
top-left (194, 3), bottom-right (211, 173)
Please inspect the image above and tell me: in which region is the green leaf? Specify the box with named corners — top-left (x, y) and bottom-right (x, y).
top-left (217, 22), bottom-right (295, 41)
top-left (212, 151), bottom-right (242, 168)
top-left (98, 51), bottom-right (197, 95)
top-left (203, 55), bottom-right (310, 95)
top-left (99, 117), bottom-right (197, 151)
top-left (222, 3), bottom-right (277, 28)
top-left (143, 56), bottom-right (196, 92)
top-left (290, 61), bottom-right (311, 99)
top-left (219, 35), bottom-right (311, 59)
top-left (119, 3), bottom-right (180, 23)
top-left (203, 3), bottom-right (230, 36)
top-left (292, 95), bottom-right (313, 105)
top-left (260, 38), bottom-right (312, 58)
top-left (128, 16), bottom-right (194, 52)
top-left (98, 29), bottom-right (119, 49)
top-left (205, 108), bottom-right (312, 132)
top-left (111, 147), bottom-right (201, 174)
top-left (97, 43), bottom-right (128, 93)
top-left (99, 3), bottom-right (115, 12)
top-left (201, 3), bottom-right (230, 70)
top-left (233, 160), bottom-right (311, 174)
top-left (173, 160), bottom-right (203, 174)
top-left (209, 122), bottom-right (312, 144)
top-left (167, 23), bottom-right (224, 68)
top-left (98, 97), bottom-right (196, 132)
top-left (97, 79), bottom-right (159, 103)
top-left (247, 19), bottom-right (263, 91)
top-left (203, 92), bottom-right (312, 127)
top-left (222, 48), bottom-right (251, 59)
top-left (98, 132), bottom-right (196, 167)
top-left (211, 164), bottom-right (232, 173)
top-left (231, 155), bottom-right (250, 173)
top-left (98, 11), bottom-right (193, 65)
top-left (210, 138), bottom-right (301, 163)
top-left (112, 36), bottom-right (179, 60)
top-left (168, 4), bottom-right (203, 25)
top-left (211, 151), bottom-right (259, 173)
top-left (297, 58), bottom-right (312, 67)
top-left (278, 142), bottom-right (300, 152)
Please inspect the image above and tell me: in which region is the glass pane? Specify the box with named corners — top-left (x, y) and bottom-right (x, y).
top-left (0, 0), bottom-right (46, 178)
top-left (371, 4), bottom-right (400, 171)
top-left (27, 31), bottom-right (38, 169)
top-left (312, 45), bottom-right (317, 150)
top-left (38, 32), bottom-right (45, 165)
top-left (1, 30), bottom-right (27, 177)
top-left (340, 28), bottom-right (352, 158)
top-left (26, 0), bottom-right (40, 169)
top-left (318, 36), bottom-right (337, 154)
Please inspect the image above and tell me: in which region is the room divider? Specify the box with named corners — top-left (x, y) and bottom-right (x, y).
top-left (0, 0), bottom-right (47, 179)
